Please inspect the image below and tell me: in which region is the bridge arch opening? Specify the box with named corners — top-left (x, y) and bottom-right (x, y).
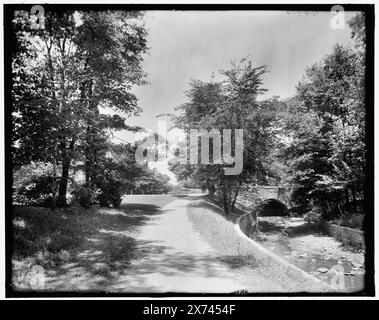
top-left (255, 198), bottom-right (289, 217)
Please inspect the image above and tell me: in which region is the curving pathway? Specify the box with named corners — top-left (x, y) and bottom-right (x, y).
top-left (111, 196), bottom-right (283, 293)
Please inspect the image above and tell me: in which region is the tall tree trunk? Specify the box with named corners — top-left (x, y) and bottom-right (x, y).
top-left (58, 155), bottom-right (70, 206)
top-left (222, 178), bottom-right (232, 218)
top-left (223, 194), bottom-right (231, 217)
top-left (44, 43), bottom-right (58, 210)
top-left (57, 138), bottom-right (75, 206)
top-left (51, 146), bottom-right (58, 210)
top-left (208, 185), bottom-right (215, 198)
top-left (84, 79), bottom-right (95, 186)
top-left (85, 126), bottom-right (92, 186)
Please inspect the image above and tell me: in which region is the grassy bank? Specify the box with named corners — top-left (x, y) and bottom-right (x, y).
top-left (11, 202), bottom-right (165, 291)
top-left (13, 206), bottom-right (97, 261)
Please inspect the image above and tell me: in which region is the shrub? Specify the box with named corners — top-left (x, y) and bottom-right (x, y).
top-left (335, 213), bottom-right (364, 230)
top-left (70, 184), bottom-right (99, 208)
top-left (95, 179), bottom-right (123, 208)
top-left (13, 162), bottom-right (56, 206)
top-left (13, 175), bottom-right (54, 207)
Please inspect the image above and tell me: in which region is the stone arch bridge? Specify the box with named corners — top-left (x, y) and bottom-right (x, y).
top-left (254, 185), bottom-right (296, 209)
top-left (234, 186), bottom-right (297, 218)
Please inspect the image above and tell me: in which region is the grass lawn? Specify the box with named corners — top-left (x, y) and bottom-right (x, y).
top-left (11, 202), bottom-right (165, 292)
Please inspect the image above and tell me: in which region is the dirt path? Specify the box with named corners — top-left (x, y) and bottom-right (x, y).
top-left (42, 195), bottom-right (282, 293)
top-left (111, 197), bottom-right (282, 293)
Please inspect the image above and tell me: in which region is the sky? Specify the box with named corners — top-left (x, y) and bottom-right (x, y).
top-left (111, 10), bottom-right (358, 183)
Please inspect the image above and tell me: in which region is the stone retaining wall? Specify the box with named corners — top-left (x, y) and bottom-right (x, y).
top-left (233, 214), bottom-right (334, 292)
top-left (305, 211), bottom-right (364, 248)
top-left (192, 201), bottom-right (334, 292)
top-left (321, 219), bottom-right (365, 249)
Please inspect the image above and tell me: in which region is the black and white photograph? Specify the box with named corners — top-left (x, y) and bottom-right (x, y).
top-left (1, 2), bottom-right (375, 300)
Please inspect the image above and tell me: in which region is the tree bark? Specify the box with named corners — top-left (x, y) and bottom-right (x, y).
top-left (44, 41), bottom-right (58, 210)
top-left (85, 127), bottom-right (92, 186)
top-left (84, 79), bottom-right (96, 186)
top-left (207, 183), bottom-right (215, 198)
top-left (222, 178), bottom-right (232, 218)
top-left (58, 155), bottom-right (70, 206)
top-left (57, 138), bottom-right (75, 206)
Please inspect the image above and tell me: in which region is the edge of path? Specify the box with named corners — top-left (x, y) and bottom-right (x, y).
top-left (187, 199), bottom-right (336, 293)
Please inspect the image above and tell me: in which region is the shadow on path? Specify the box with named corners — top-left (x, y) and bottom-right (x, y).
top-left (43, 203), bottom-right (169, 291)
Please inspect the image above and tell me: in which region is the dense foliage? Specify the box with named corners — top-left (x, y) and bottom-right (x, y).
top-left (11, 9), bottom-right (171, 208)
top-left (11, 10), bottom-right (367, 221)
top-left (171, 13), bottom-right (366, 221)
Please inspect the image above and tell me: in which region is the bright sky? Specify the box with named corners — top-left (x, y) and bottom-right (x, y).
top-left (111, 10), bottom-right (358, 183)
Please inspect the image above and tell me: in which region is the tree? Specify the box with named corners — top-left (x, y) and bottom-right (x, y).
top-left (282, 14), bottom-right (366, 218)
top-left (92, 143), bottom-right (144, 207)
top-left (172, 59), bottom-right (276, 217)
top-left (11, 9), bottom-right (148, 207)
top-left (133, 169), bottom-right (171, 194)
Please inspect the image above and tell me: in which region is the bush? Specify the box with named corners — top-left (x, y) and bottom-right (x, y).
top-left (334, 214), bottom-right (364, 230)
top-left (13, 175), bottom-right (54, 207)
top-left (95, 179), bottom-right (123, 208)
top-left (70, 184), bottom-right (99, 208)
top-left (71, 178), bottom-right (123, 208)
top-left (13, 162), bottom-right (56, 206)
